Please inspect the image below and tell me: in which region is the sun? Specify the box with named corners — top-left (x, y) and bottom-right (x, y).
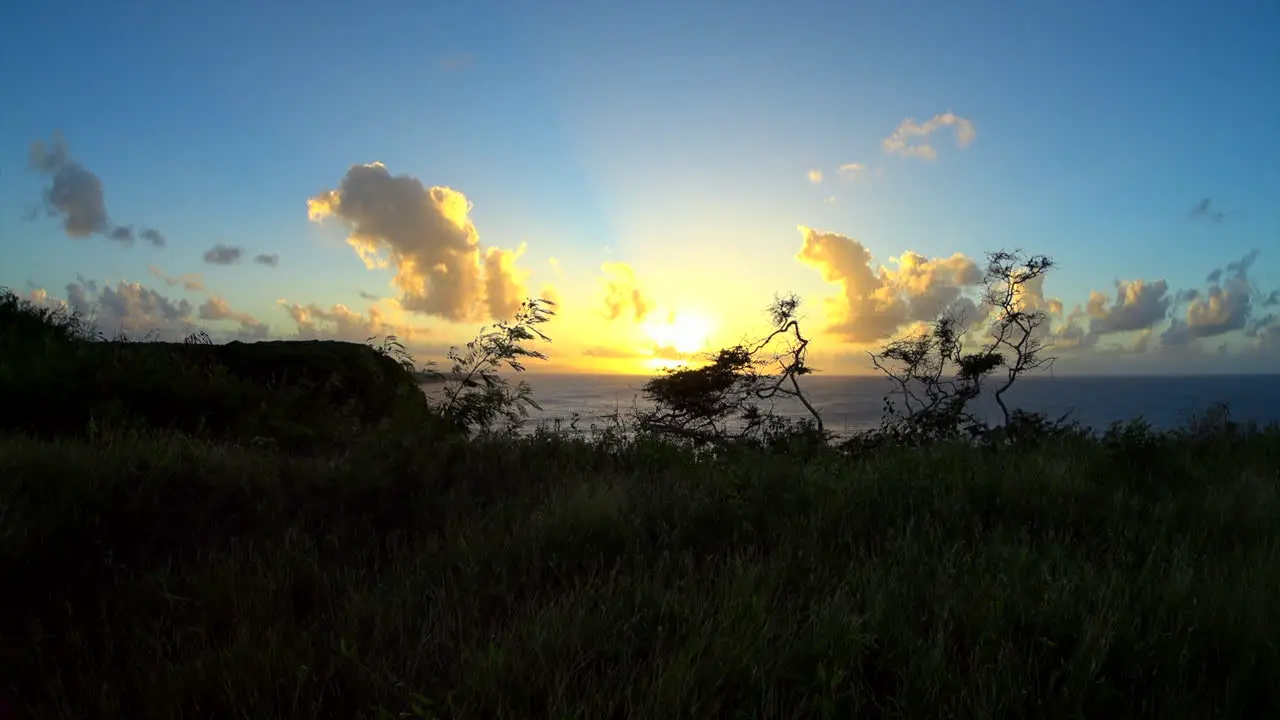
top-left (645, 310), bottom-right (715, 355)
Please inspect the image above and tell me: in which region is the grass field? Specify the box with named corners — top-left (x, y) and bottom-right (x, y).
top-left (4, 420), bottom-right (1280, 718)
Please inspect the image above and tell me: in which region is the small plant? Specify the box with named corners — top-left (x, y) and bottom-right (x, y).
top-left (367, 334), bottom-right (417, 375)
top-left (424, 298), bottom-right (557, 435)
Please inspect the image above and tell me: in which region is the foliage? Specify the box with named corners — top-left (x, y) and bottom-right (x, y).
top-left (634, 293), bottom-right (829, 448)
top-left (0, 288), bottom-right (433, 451)
top-left (867, 249), bottom-right (1059, 445)
top-left (4, 417), bottom-right (1280, 717)
top-left (5, 283), bottom-right (1280, 716)
top-left (421, 298), bottom-right (557, 435)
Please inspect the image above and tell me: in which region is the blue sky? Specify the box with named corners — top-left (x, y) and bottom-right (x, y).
top-left (2, 0), bottom-right (1277, 374)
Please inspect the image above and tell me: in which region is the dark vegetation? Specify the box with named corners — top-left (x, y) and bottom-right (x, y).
top-left (2, 250), bottom-right (1279, 718)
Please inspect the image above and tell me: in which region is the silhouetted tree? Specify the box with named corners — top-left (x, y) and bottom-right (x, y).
top-left (982, 250), bottom-right (1056, 424)
top-left (868, 249), bottom-right (1058, 443)
top-left (635, 293), bottom-right (828, 448)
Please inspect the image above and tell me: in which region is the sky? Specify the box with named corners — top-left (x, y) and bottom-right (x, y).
top-left (2, 0), bottom-right (1278, 375)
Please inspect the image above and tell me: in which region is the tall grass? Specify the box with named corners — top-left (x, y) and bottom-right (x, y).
top-left (4, 423), bottom-right (1280, 717)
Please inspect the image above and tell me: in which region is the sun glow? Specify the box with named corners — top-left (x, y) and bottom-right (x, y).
top-left (645, 310), bottom-right (715, 355)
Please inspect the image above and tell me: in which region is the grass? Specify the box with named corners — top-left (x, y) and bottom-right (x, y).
top-left (4, 423), bottom-right (1280, 718)
top-left (4, 286), bottom-right (1280, 717)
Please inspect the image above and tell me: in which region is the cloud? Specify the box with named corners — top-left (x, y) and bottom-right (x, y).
top-left (253, 253), bottom-right (279, 267)
top-left (807, 169), bottom-right (824, 184)
top-left (29, 135), bottom-right (108, 237)
top-left (279, 298), bottom-right (431, 344)
top-left (794, 226), bottom-right (981, 344)
top-left (483, 243), bottom-right (530, 320)
top-left (823, 196), bottom-right (839, 205)
top-left (1187, 198), bottom-right (1226, 223)
top-left (583, 345), bottom-right (639, 359)
top-left (1085, 279), bottom-right (1173, 335)
top-left (1051, 310), bottom-right (1098, 351)
top-left (1255, 322), bottom-right (1280, 351)
top-left (583, 343), bottom-right (688, 361)
top-left (146, 265), bottom-right (206, 292)
top-left (140, 228), bottom-right (166, 247)
top-left (203, 243), bottom-right (244, 265)
top-left (837, 163), bottom-right (864, 180)
top-left (30, 274), bottom-right (278, 343)
top-left (600, 262), bottom-right (652, 322)
top-left (27, 133), bottom-right (165, 246)
top-left (198, 296), bottom-right (269, 339)
top-left (1163, 250), bottom-right (1269, 347)
top-left (40, 278), bottom-right (198, 340)
top-left (308, 162), bottom-right (528, 323)
top-left (882, 112), bottom-right (976, 160)
top-left (651, 345), bottom-right (687, 361)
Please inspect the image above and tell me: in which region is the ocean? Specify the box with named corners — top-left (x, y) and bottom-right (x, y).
top-left (436, 373), bottom-right (1280, 437)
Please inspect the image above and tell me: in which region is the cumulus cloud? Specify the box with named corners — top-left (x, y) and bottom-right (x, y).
top-left (1085, 279), bottom-right (1173, 336)
top-left (253, 253), bottom-right (279, 267)
top-left (483, 243), bottom-right (530, 320)
top-left (278, 298), bottom-right (430, 344)
top-left (1051, 310), bottom-right (1098, 350)
top-left (882, 112), bottom-right (977, 160)
top-left (29, 135), bottom-right (108, 237)
top-left (307, 162), bottom-right (528, 323)
top-left (198, 296), bottom-right (269, 339)
top-left (147, 265), bottom-right (206, 292)
top-left (794, 226), bottom-right (981, 344)
top-left (27, 133), bottom-right (165, 246)
top-left (807, 169), bottom-right (824, 184)
top-left (1187, 198), bottom-right (1227, 223)
top-left (43, 278), bottom-right (197, 339)
top-left (28, 275), bottom-right (277, 342)
top-left (1163, 250), bottom-right (1270, 347)
top-left (203, 243), bottom-right (244, 265)
top-left (600, 262), bottom-right (652, 322)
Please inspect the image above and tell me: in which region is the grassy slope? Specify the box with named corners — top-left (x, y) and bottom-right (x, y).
top-left (4, 426), bottom-right (1280, 718)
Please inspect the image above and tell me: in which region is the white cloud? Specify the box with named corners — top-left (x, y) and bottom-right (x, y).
top-left (882, 112), bottom-right (977, 161)
top-left (837, 163), bottom-right (864, 180)
top-left (795, 226), bottom-right (982, 344)
top-left (308, 162), bottom-right (529, 323)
